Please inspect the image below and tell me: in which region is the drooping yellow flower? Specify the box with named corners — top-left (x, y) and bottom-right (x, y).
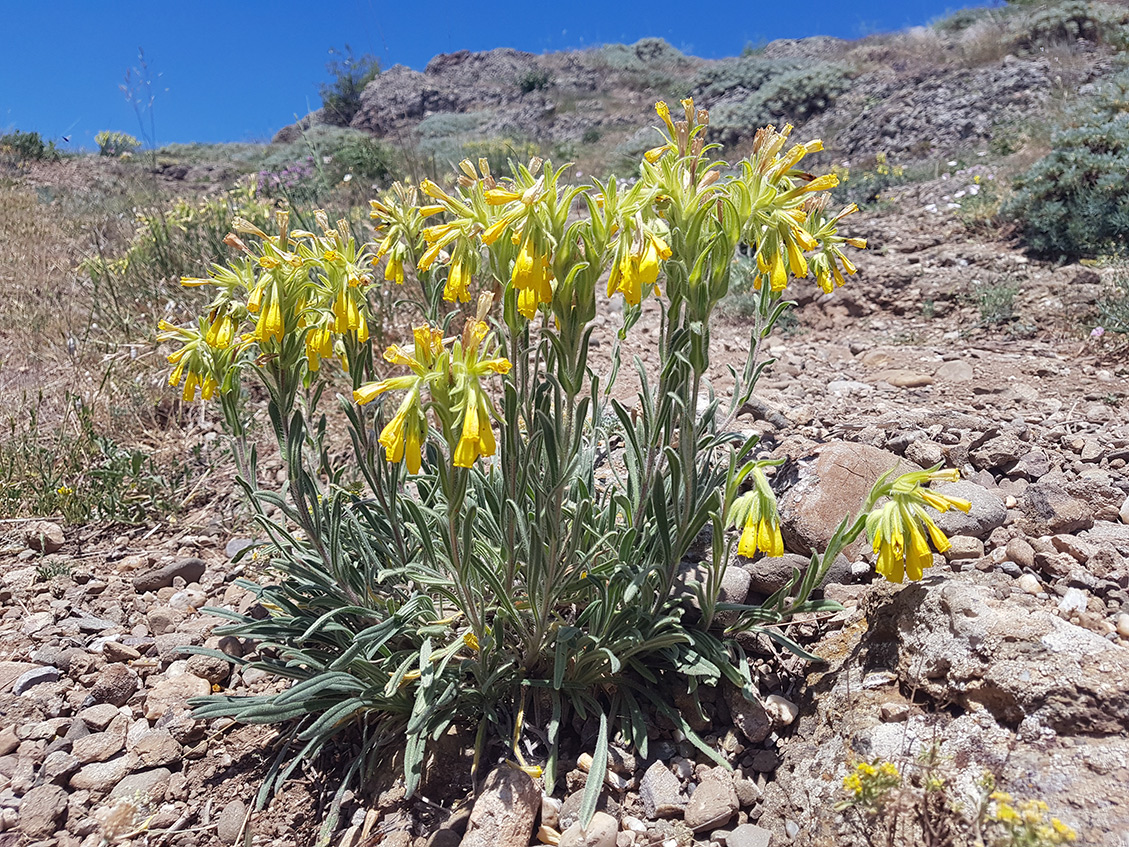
top-left (610, 231), bottom-right (669, 306)
top-left (257, 284), bottom-right (284, 344)
top-left (444, 260), bottom-right (472, 303)
top-left (731, 468), bottom-right (784, 559)
top-left (304, 326), bottom-right (334, 372)
top-left (384, 255), bottom-right (405, 284)
top-left (205, 313), bottom-right (235, 349)
top-left (332, 289), bottom-right (361, 333)
top-left (511, 237), bottom-right (553, 319)
top-left (453, 386), bottom-right (497, 468)
top-left (378, 390), bottom-right (426, 474)
top-left (866, 468), bottom-right (971, 583)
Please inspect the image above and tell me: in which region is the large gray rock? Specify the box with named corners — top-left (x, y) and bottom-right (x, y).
top-left (928, 481), bottom-right (1006, 540)
top-left (639, 760), bottom-right (685, 818)
top-left (777, 441), bottom-right (917, 559)
top-left (754, 571), bottom-right (1127, 843)
top-left (461, 766), bottom-right (539, 847)
top-left (893, 578), bottom-right (1129, 733)
top-left (350, 65), bottom-right (459, 137)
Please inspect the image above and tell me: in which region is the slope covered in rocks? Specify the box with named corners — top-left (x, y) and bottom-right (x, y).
top-left (3, 3), bottom-right (1129, 846)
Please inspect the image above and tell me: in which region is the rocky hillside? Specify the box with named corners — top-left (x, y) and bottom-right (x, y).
top-left (276, 2), bottom-right (1129, 175)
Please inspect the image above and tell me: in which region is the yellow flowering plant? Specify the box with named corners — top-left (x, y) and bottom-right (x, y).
top-left (150, 101), bottom-right (968, 833)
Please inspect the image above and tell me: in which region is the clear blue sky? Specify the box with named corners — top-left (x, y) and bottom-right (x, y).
top-left (1, 0), bottom-right (992, 149)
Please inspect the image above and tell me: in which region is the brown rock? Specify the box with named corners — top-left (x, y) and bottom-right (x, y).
top-left (462, 766), bottom-right (540, 847)
top-left (132, 557), bottom-right (206, 593)
top-left (144, 673), bottom-right (212, 720)
top-left (874, 369), bottom-right (934, 388)
top-left (90, 664), bottom-right (138, 707)
top-left (17, 783), bottom-right (69, 836)
top-left (1019, 481), bottom-right (1094, 536)
top-left (134, 730), bottom-right (182, 768)
top-left (778, 441), bottom-right (916, 558)
top-left (24, 521), bottom-right (65, 554)
top-left (685, 774), bottom-right (738, 832)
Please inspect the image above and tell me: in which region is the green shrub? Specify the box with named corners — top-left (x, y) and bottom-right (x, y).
top-left (95, 131), bottom-right (142, 157)
top-left (711, 63), bottom-right (849, 141)
top-left (1006, 113), bottom-right (1129, 258)
top-left (829, 153), bottom-right (909, 209)
top-left (320, 45), bottom-right (380, 126)
top-left (1011, 0), bottom-right (1128, 50)
top-left (693, 56), bottom-right (800, 101)
top-left (518, 68), bottom-right (551, 93)
top-left (0, 130), bottom-right (59, 162)
top-left (591, 38), bottom-right (694, 90)
top-left (1097, 263), bottom-right (1129, 333)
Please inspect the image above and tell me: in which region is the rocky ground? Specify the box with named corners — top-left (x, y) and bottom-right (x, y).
top-left (1, 155), bottom-right (1127, 847)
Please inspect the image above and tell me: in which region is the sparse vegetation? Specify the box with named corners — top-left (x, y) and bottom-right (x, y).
top-left (95, 131), bottom-right (142, 157)
top-left (0, 129), bottom-right (60, 162)
top-left (320, 45), bottom-right (381, 126)
top-left (710, 62), bottom-right (849, 142)
top-left (1097, 261), bottom-right (1129, 333)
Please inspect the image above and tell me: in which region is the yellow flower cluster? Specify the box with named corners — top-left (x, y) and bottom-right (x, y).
top-left (865, 468), bottom-right (972, 583)
top-left (159, 210), bottom-right (376, 399)
top-left (841, 760), bottom-right (902, 807)
top-left (989, 792), bottom-right (1077, 844)
top-left (353, 296), bottom-right (512, 473)
top-left (363, 98), bottom-right (866, 332)
top-left (730, 468), bottom-right (784, 559)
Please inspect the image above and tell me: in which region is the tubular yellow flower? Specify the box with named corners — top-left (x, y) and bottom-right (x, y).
top-left (333, 289), bottom-right (361, 332)
top-left (257, 284), bottom-right (284, 344)
top-left (655, 101), bottom-right (674, 133)
top-left (770, 249), bottom-right (788, 292)
top-left (444, 260), bottom-right (472, 303)
top-left (732, 468), bottom-right (783, 559)
top-left (867, 468), bottom-right (972, 583)
top-left (511, 237), bottom-right (553, 318)
top-left (305, 326), bottom-right (334, 372)
top-left (182, 371), bottom-right (200, 403)
top-left (205, 314), bottom-right (235, 349)
top-left (485, 188), bottom-right (522, 205)
top-left (785, 236), bottom-right (808, 278)
top-left (419, 179), bottom-right (451, 202)
top-left (384, 255), bottom-right (404, 284)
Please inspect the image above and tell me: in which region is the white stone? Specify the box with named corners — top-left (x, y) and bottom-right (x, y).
top-left (764, 694), bottom-right (799, 726)
top-left (1119, 495), bottom-right (1129, 525)
top-left (1116, 614), bottom-right (1129, 640)
top-left (1017, 574), bottom-right (1042, 595)
top-left (1058, 588), bottom-right (1088, 616)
